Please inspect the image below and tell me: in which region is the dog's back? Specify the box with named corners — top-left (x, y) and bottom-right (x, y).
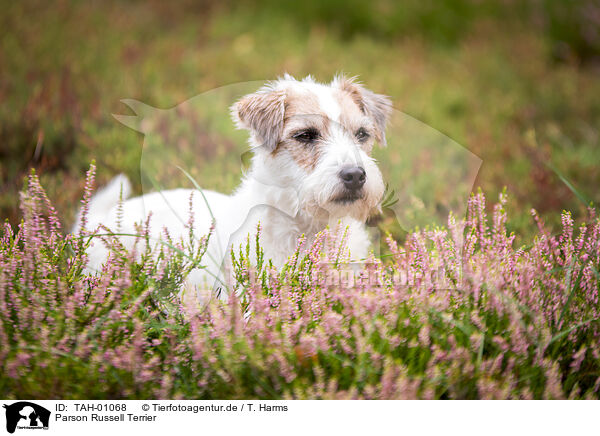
top-left (71, 174), bottom-right (131, 234)
top-left (74, 175), bottom-right (231, 292)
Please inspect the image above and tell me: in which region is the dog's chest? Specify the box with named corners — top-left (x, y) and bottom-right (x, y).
top-left (249, 207), bottom-right (318, 267)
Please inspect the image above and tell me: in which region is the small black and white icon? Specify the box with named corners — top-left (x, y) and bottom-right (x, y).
top-left (2, 402), bottom-right (50, 434)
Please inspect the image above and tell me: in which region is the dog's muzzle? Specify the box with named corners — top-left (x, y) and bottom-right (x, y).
top-left (339, 166), bottom-right (366, 191)
top-left (334, 166), bottom-right (366, 203)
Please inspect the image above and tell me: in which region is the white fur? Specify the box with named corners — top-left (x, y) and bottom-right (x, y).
top-left (74, 75), bottom-right (390, 300)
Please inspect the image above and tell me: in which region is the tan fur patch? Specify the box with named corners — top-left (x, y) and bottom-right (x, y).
top-left (334, 89), bottom-right (376, 153)
top-left (337, 76), bottom-right (366, 111)
top-left (283, 90), bottom-right (325, 124)
top-left (232, 89), bottom-right (286, 151)
top-left (275, 89), bottom-right (329, 171)
top-left (281, 139), bottom-right (322, 171)
top-left (334, 75), bottom-right (393, 146)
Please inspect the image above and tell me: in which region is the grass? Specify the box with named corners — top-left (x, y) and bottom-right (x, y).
top-left (1, 0), bottom-right (599, 243)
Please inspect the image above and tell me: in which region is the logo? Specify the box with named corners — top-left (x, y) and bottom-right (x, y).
top-left (2, 402), bottom-right (50, 434)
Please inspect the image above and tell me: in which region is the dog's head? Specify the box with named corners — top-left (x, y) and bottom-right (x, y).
top-left (231, 74), bottom-right (391, 223)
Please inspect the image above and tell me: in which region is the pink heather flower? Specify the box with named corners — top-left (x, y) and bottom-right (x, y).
top-left (2, 175), bottom-right (600, 399)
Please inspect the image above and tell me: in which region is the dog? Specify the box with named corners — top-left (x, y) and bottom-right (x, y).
top-left (73, 74), bottom-right (392, 299)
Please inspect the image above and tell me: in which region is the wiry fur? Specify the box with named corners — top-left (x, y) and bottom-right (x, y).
top-left (75, 74), bottom-right (392, 298)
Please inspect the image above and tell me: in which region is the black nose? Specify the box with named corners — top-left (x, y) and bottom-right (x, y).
top-left (339, 166), bottom-right (366, 191)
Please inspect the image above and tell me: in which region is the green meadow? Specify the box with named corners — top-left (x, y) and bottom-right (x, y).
top-left (2, 0), bottom-right (599, 242)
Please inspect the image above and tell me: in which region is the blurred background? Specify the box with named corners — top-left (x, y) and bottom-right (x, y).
top-left (1, 0), bottom-right (599, 244)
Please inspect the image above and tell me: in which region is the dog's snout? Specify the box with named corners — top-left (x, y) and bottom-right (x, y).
top-left (339, 166), bottom-right (366, 191)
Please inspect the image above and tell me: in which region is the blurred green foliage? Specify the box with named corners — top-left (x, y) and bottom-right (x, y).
top-left (543, 0), bottom-right (600, 64)
top-left (0, 0), bottom-right (599, 243)
top-left (242, 0), bottom-right (511, 43)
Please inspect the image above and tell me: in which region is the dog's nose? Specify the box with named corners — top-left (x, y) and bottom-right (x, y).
top-left (339, 166), bottom-right (366, 191)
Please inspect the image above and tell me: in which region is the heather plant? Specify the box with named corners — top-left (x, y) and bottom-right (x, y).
top-left (1, 168), bottom-right (599, 399)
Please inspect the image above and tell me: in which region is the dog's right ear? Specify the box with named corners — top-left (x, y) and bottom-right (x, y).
top-left (231, 88), bottom-right (286, 151)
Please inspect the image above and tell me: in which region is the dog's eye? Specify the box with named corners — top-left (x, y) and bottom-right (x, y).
top-left (292, 128), bottom-right (320, 144)
top-left (355, 128), bottom-right (370, 142)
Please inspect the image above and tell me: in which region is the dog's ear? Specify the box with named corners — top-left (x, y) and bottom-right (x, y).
top-left (231, 88), bottom-right (286, 151)
top-left (335, 76), bottom-right (393, 146)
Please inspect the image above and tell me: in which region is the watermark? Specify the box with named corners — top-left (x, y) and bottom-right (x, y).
top-left (2, 402), bottom-right (50, 434)
top-left (233, 261), bottom-right (456, 290)
top-left (1, 400), bottom-right (595, 435)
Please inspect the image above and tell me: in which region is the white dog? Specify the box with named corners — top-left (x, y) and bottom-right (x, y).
top-left (73, 74), bottom-right (392, 298)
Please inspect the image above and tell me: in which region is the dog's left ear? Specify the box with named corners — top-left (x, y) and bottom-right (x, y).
top-left (335, 76), bottom-right (393, 146)
top-left (231, 88), bottom-right (286, 151)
